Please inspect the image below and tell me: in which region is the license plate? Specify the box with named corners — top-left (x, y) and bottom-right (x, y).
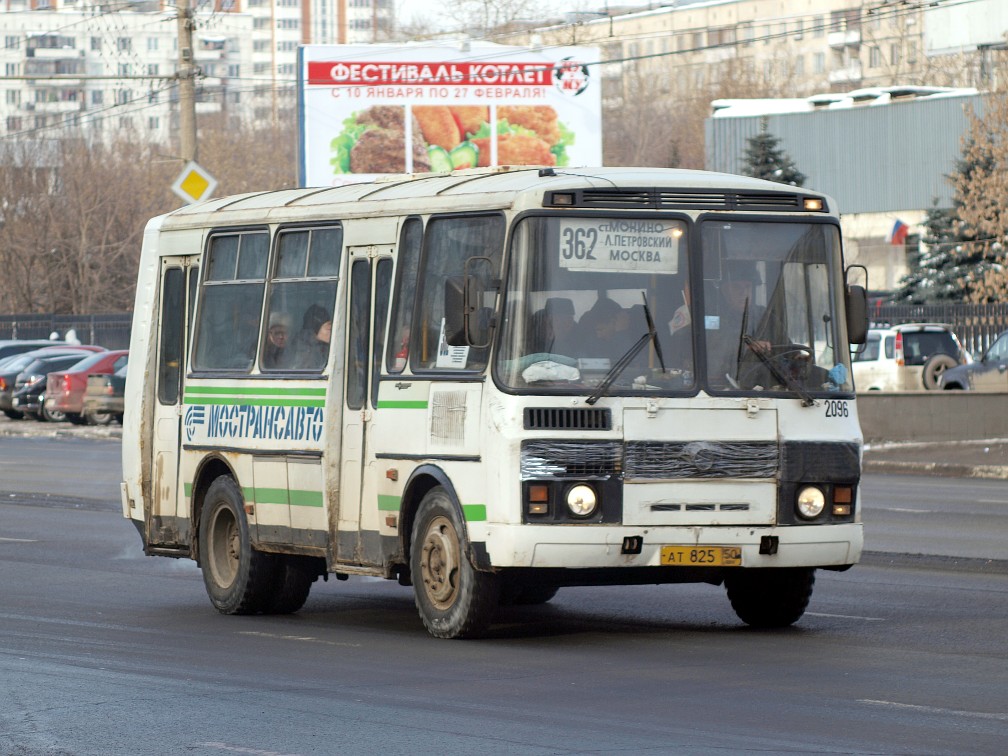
top-left (661, 545), bottom-right (742, 567)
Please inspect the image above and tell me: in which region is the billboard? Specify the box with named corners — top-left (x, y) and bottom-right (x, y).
top-left (298, 43), bottom-right (602, 187)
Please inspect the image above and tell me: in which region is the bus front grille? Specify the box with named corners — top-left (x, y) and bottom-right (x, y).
top-left (624, 441), bottom-right (779, 479)
top-left (520, 441), bottom-right (622, 479)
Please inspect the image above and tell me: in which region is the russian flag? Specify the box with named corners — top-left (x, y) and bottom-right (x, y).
top-left (886, 218), bottom-right (909, 246)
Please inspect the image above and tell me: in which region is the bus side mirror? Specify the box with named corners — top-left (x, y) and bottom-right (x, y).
top-left (444, 258), bottom-right (496, 348)
top-left (846, 284), bottom-right (868, 344)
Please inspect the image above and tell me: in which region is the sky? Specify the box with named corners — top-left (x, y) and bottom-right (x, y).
top-left (395, 0), bottom-right (666, 37)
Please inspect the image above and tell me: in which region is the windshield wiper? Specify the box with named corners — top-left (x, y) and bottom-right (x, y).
top-left (742, 335), bottom-right (816, 407)
top-left (586, 293), bottom-right (664, 405)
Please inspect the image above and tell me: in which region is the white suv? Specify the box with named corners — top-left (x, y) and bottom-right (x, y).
top-left (851, 323), bottom-right (969, 391)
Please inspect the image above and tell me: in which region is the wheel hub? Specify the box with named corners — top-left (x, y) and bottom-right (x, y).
top-left (420, 515), bottom-right (460, 610)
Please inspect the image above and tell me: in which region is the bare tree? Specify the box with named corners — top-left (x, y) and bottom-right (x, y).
top-left (0, 115), bottom-right (300, 316)
top-left (0, 141), bottom-right (60, 312)
top-left (955, 87), bottom-right (1008, 303)
top-left (197, 112), bottom-right (300, 195)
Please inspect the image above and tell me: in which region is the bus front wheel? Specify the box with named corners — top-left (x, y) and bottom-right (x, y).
top-left (724, 567), bottom-right (815, 628)
top-left (199, 475), bottom-right (275, 615)
top-left (410, 487), bottom-right (499, 639)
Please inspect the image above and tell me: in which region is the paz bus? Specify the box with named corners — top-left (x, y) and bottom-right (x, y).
top-left (122, 167), bottom-right (868, 639)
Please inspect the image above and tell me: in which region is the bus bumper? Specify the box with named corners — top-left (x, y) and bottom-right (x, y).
top-left (474, 523), bottom-right (863, 570)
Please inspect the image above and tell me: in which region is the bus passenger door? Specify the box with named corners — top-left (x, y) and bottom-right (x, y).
top-left (150, 256), bottom-right (199, 545)
top-left (338, 248), bottom-right (392, 565)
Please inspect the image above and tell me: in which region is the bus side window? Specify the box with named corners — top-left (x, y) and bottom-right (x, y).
top-left (412, 214), bottom-right (504, 372)
top-left (262, 225), bottom-right (342, 373)
top-left (157, 267), bottom-right (184, 404)
top-left (192, 232), bottom-right (268, 371)
top-left (386, 217), bottom-right (422, 374)
top-left (347, 261), bottom-right (371, 410)
top-left (372, 258), bottom-right (393, 407)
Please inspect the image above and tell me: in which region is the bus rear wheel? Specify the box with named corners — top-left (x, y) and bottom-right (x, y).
top-left (410, 487), bottom-right (499, 639)
top-left (724, 568), bottom-right (815, 628)
top-left (262, 557), bottom-right (316, 614)
top-left (199, 475), bottom-right (275, 615)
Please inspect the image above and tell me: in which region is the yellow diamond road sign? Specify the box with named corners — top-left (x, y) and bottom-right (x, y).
top-left (171, 161), bottom-right (218, 204)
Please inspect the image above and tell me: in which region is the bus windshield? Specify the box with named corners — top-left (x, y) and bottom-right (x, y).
top-left (495, 215), bottom-right (853, 397)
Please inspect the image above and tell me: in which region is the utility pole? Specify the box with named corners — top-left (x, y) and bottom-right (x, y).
top-left (176, 0), bottom-right (198, 163)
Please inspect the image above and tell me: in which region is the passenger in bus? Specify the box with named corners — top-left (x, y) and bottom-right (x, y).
top-left (262, 312), bottom-right (292, 369)
top-left (543, 297), bottom-right (578, 355)
top-left (291, 304), bottom-right (332, 370)
top-left (707, 260), bottom-right (774, 386)
top-left (526, 297), bottom-right (578, 356)
top-left (576, 297), bottom-right (630, 361)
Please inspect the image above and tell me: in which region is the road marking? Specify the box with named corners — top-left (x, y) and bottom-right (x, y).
top-left (877, 507), bottom-right (933, 514)
top-left (0, 536), bottom-right (36, 543)
top-left (859, 699), bottom-right (1008, 722)
top-left (238, 630), bottom-right (361, 648)
top-left (200, 743), bottom-right (301, 756)
top-left (806, 612), bottom-right (884, 621)
top-left (978, 499), bottom-right (1008, 504)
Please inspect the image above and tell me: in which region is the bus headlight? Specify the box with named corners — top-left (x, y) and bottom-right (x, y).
top-left (796, 486), bottom-right (826, 519)
top-left (566, 485), bottom-right (598, 518)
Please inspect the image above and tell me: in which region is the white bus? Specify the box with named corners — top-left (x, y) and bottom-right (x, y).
top-left (122, 167), bottom-right (868, 639)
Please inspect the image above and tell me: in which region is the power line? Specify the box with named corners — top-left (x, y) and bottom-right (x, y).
top-left (0, 0), bottom-right (994, 144)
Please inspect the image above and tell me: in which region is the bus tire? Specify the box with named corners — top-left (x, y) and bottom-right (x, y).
top-left (199, 475), bottom-right (274, 615)
top-left (500, 581), bottom-right (560, 606)
top-left (724, 568), bottom-right (815, 628)
top-left (410, 486), bottom-right (499, 639)
top-left (261, 557), bottom-right (314, 614)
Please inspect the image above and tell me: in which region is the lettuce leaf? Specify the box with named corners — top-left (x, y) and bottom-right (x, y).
top-left (551, 121), bottom-right (575, 167)
top-left (329, 113), bottom-right (376, 175)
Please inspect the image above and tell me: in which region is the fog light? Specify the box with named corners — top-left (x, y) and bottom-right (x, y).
top-left (566, 485), bottom-right (597, 517)
top-left (796, 486), bottom-right (825, 519)
top-left (832, 503), bottom-right (851, 516)
top-left (803, 197), bottom-right (824, 211)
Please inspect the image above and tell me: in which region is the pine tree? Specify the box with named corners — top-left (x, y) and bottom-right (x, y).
top-left (740, 120), bottom-right (806, 187)
top-left (894, 137), bottom-right (998, 303)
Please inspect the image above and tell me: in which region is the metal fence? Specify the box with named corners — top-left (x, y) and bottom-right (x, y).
top-left (0, 314), bottom-right (132, 350)
top-left (870, 302), bottom-right (1008, 358)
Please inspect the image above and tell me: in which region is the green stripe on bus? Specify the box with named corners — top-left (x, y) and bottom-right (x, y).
top-left (462, 504), bottom-right (487, 522)
top-left (183, 397), bottom-right (325, 408)
top-left (252, 487), bottom-right (289, 505)
top-left (376, 400), bottom-right (429, 409)
top-left (244, 487), bottom-right (324, 508)
top-left (185, 386), bottom-right (327, 397)
top-left (288, 489), bottom-right (324, 508)
top-left (377, 494), bottom-right (401, 511)
top-left (183, 482), bottom-right (193, 497)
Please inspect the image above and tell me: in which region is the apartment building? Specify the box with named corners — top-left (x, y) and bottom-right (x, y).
top-left (503, 0), bottom-right (1001, 118)
top-left (0, 0), bottom-right (394, 141)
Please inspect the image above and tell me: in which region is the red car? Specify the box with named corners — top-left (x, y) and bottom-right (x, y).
top-left (43, 350), bottom-right (128, 424)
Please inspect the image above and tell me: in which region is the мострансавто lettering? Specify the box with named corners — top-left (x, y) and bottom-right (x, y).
top-left (204, 404), bottom-right (324, 442)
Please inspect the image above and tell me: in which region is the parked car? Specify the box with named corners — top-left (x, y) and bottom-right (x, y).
top-left (0, 339), bottom-right (71, 361)
top-left (8, 348), bottom-right (105, 421)
top-left (82, 362), bottom-right (128, 425)
top-left (851, 323), bottom-right (969, 391)
top-left (939, 330), bottom-right (1008, 391)
top-left (0, 346), bottom-right (103, 419)
top-left (45, 350), bottom-right (128, 424)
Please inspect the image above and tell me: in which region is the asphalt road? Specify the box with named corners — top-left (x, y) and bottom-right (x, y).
top-left (1, 436), bottom-right (1006, 754)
